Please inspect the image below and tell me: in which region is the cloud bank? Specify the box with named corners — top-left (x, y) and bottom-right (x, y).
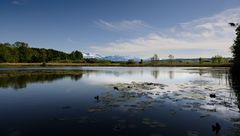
top-left (92, 8), bottom-right (240, 58)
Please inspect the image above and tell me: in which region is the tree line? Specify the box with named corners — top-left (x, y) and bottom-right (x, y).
top-left (0, 42), bottom-right (83, 63)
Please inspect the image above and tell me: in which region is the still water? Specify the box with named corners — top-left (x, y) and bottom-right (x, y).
top-left (0, 67), bottom-right (239, 136)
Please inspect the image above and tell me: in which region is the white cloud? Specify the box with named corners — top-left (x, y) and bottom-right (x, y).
top-left (12, 0), bottom-right (23, 5)
top-left (12, 0), bottom-right (20, 5)
top-left (95, 19), bottom-right (150, 32)
top-left (91, 8), bottom-right (240, 58)
top-left (11, 0), bottom-right (26, 5)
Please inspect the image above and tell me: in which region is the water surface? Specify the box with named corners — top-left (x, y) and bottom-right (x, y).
top-left (0, 67), bottom-right (239, 136)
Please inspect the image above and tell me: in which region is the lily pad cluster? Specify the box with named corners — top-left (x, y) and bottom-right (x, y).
top-left (84, 80), bottom-right (240, 134)
top-left (110, 82), bottom-right (167, 92)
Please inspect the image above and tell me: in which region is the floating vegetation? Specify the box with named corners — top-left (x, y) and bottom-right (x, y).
top-left (190, 79), bottom-right (211, 86)
top-left (52, 117), bottom-right (67, 121)
top-left (169, 109), bottom-right (177, 116)
top-left (84, 82), bottom-right (169, 113)
top-left (98, 80), bottom-right (240, 122)
top-left (77, 116), bottom-right (90, 124)
top-left (61, 106), bottom-right (72, 109)
top-left (78, 76), bottom-right (240, 135)
top-left (187, 130), bottom-right (200, 136)
top-left (113, 122), bottom-right (127, 132)
top-left (231, 117), bottom-right (240, 124)
top-left (87, 106), bottom-right (106, 113)
top-left (109, 82), bottom-right (167, 92)
top-left (199, 114), bottom-right (210, 118)
top-left (142, 118), bottom-right (166, 128)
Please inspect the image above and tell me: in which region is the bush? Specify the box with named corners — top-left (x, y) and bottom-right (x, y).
top-left (126, 59), bottom-right (135, 64)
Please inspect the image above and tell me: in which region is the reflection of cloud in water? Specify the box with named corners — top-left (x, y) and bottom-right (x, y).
top-left (169, 70), bottom-right (174, 79)
top-left (81, 67), bottom-right (193, 85)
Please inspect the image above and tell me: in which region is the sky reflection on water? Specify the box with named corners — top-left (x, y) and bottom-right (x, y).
top-left (0, 67), bottom-right (239, 136)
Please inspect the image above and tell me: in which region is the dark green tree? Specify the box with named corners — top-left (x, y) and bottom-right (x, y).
top-left (14, 42), bottom-right (33, 62)
top-left (232, 25), bottom-right (240, 66)
top-left (0, 43), bottom-right (11, 62)
top-left (0, 41), bottom-right (84, 63)
top-left (139, 59), bottom-right (144, 64)
top-left (126, 59), bottom-right (135, 64)
top-left (168, 54), bottom-right (174, 64)
top-left (199, 57), bottom-right (203, 64)
top-left (211, 55), bottom-right (224, 64)
top-left (69, 50), bottom-right (83, 60)
top-left (151, 54), bottom-right (159, 64)
top-left (0, 43), bottom-right (19, 62)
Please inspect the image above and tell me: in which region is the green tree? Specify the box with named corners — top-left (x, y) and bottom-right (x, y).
top-left (69, 50), bottom-right (83, 60)
top-left (168, 54), bottom-right (174, 64)
top-left (139, 59), bottom-right (144, 64)
top-left (232, 24), bottom-right (240, 65)
top-left (199, 57), bottom-right (203, 64)
top-left (151, 54), bottom-right (159, 64)
top-left (0, 44), bottom-right (11, 62)
top-left (0, 42), bottom-right (84, 63)
top-left (0, 43), bottom-right (19, 62)
top-left (126, 59), bottom-right (135, 64)
top-left (9, 46), bottom-right (19, 62)
top-left (211, 55), bottom-right (224, 64)
top-left (41, 50), bottom-right (47, 62)
top-left (14, 42), bottom-right (33, 62)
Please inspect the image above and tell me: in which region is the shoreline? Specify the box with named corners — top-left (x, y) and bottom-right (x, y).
top-left (0, 63), bottom-right (231, 67)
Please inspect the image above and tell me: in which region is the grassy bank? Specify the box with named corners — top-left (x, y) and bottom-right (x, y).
top-left (0, 62), bottom-right (231, 67)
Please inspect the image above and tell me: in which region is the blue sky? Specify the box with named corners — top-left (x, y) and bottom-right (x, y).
top-left (0, 0), bottom-right (240, 58)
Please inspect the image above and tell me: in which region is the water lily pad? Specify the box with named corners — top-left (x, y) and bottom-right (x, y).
top-left (61, 106), bottom-right (72, 109)
top-left (87, 107), bottom-right (106, 112)
top-left (142, 118), bottom-right (166, 128)
top-left (200, 114), bottom-right (210, 118)
top-left (187, 130), bottom-right (200, 136)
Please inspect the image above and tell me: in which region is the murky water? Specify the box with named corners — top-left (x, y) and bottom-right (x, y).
top-left (0, 67), bottom-right (239, 136)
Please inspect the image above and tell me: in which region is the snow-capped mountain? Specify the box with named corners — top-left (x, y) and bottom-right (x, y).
top-left (82, 52), bottom-right (140, 62)
top-left (82, 52), bottom-right (102, 59)
top-left (103, 55), bottom-right (140, 62)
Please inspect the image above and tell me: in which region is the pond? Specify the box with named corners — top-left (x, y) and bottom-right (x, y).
top-left (0, 67), bottom-right (239, 136)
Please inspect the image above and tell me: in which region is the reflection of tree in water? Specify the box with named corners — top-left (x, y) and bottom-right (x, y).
top-left (229, 66), bottom-right (240, 108)
top-left (196, 68), bottom-right (229, 85)
top-left (198, 69), bottom-right (206, 76)
top-left (210, 69), bottom-right (228, 80)
top-left (70, 75), bottom-right (83, 81)
top-left (228, 66), bottom-right (240, 135)
top-left (169, 70), bottom-right (174, 79)
top-left (0, 70), bottom-right (83, 89)
top-left (151, 70), bottom-right (159, 79)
